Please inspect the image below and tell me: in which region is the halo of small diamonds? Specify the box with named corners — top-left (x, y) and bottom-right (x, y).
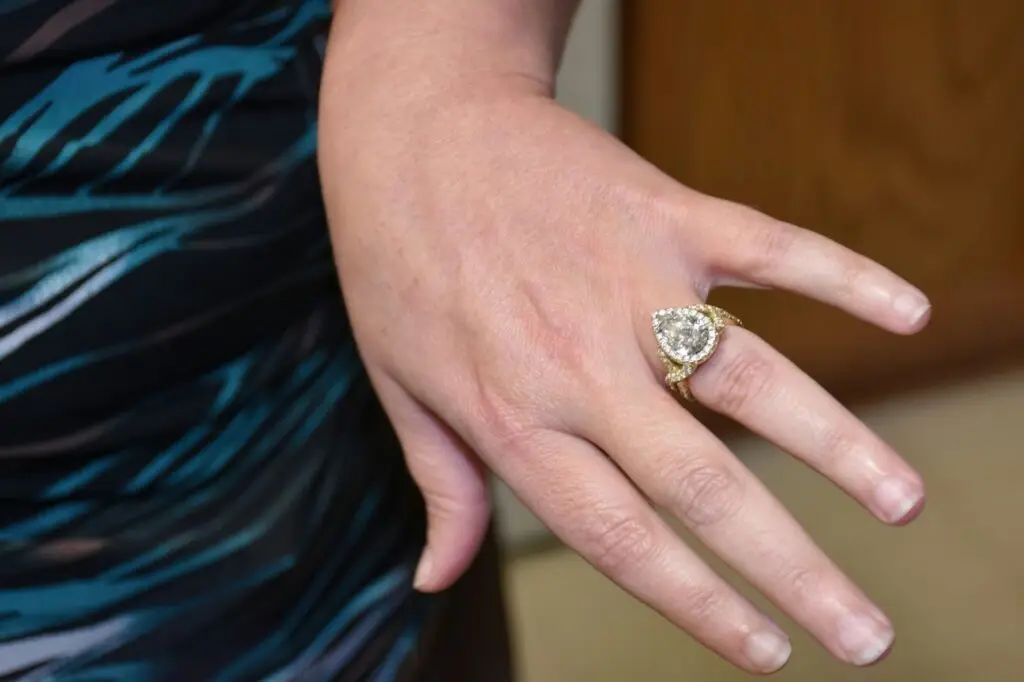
top-left (652, 307), bottom-right (718, 365)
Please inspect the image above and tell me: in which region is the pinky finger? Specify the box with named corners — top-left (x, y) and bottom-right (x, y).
top-left (498, 429), bottom-right (793, 675)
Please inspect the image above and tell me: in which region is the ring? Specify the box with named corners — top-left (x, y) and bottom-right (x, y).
top-left (652, 304), bottom-right (743, 401)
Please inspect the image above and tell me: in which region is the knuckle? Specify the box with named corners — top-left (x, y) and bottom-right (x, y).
top-left (470, 376), bottom-right (540, 456)
top-left (837, 253), bottom-right (870, 298)
top-left (680, 583), bottom-right (729, 622)
top-left (617, 182), bottom-right (693, 233)
top-left (423, 477), bottom-right (490, 521)
top-left (517, 284), bottom-right (612, 394)
top-left (537, 325), bottom-right (592, 386)
top-left (670, 458), bottom-right (744, 527)
top-left (749, 222), bottom-right (798, 276)
top-left (581, 508), bottom-right (661, 576)
top-left (778, 563), bottom-right (823, 605)
top-left (816, 424), bottom-right (858, 467)
top-left (702, 345), bottom-right (775, 414)
top-left (718, 202), bottom-right (799, 277)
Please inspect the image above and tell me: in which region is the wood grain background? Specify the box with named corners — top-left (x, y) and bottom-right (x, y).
top-left (622, 0), bottom-right (1024, 409)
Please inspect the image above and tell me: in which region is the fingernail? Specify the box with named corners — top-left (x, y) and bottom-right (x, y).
top-left (892, 291), bottom-right (930, 325)
top-left (413, 551), bottom-right (433, 591)
top-left (837, 613), bottom-right (894, 666)
top-left (745, 628), bottom-right (792, 672)
top-left (875, 477), bottom-right (922, 523)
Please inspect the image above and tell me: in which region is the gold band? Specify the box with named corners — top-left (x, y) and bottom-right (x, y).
top-left (652, 304), bottom-right (743, 401)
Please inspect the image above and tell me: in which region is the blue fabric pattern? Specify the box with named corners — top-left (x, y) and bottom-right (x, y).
top-left (0, 1), bottom-right (431, 679)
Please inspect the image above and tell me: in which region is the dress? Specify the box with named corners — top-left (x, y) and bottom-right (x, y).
top-left (0, 1), bottom-right (510, 679)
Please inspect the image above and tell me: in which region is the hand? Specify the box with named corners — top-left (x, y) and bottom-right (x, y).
top-left (318, 66), bottom-right (928, 673)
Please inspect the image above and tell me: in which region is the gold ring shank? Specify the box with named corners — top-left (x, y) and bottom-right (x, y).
top-left (653, 304), bottom-right (743, 402)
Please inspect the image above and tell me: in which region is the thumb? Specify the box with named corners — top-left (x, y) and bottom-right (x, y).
top-left (372, 372), bottom-right (491, 592)
top-left (407, 424), bottom-right (491, 593)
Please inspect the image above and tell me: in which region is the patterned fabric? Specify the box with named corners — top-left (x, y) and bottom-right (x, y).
top-left (0, 1), bottom-right (435, 679)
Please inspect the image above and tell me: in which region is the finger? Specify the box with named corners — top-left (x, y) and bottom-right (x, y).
top-left (496, 428), bottom-right (792, 674)
top-left (371, 372), bottom-right (491, 592)
top-left (689, 326), bottom-right (925, 525)
top-left (697, 199), bottom-right (931, 334)
top-left (586, 374), bottom-right (895, 667)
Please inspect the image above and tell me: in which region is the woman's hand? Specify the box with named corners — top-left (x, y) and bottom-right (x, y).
top-left (319, 3), bottom-right (928, 673)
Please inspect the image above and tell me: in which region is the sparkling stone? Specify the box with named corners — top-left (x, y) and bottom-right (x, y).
top-left (653, 308), bottom-right (715, 364)
top-left (663, 317), bottom-right (708, 355)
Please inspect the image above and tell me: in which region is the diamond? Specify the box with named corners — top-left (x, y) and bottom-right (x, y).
top-left (653, 308), bottom-right (716, 364)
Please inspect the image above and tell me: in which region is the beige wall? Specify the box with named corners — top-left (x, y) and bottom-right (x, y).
top-left (554, 0), bottom-right (620, 134)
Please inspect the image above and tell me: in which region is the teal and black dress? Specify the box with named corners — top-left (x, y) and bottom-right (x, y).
top-left (0, 1), bottom-right (510, 679)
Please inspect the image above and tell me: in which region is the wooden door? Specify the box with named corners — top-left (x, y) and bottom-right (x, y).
top-left (622, 1), bottom-right (1024, 406)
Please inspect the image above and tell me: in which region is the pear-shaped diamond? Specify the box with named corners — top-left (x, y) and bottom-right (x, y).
top-left (652, 308), bottom-right (716, 365)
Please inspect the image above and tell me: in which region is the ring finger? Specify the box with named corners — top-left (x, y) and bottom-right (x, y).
top-left (688, 326), bottom-right (925, 525)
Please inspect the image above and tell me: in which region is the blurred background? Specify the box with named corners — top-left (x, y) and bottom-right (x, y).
top-left (496, 2), bottom-right (1024, 680)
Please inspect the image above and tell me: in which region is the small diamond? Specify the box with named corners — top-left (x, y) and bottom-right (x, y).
top-left (653, 308), bottom-right (716, 364)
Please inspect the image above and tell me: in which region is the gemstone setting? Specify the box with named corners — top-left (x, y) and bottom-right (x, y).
top-left (652, 307), bottom-right (718, 365)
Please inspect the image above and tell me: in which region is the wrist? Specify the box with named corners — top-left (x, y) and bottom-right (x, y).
top-left (319, 7), bottom-right (566, 169)
top-left (322, 1), bottom-right (577, 103)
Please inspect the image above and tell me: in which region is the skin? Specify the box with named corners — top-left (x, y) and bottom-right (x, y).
top-left (321, 0), bottom-right (930, 674)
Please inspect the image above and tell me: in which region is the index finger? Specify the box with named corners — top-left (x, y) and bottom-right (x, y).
top-left (697, 199), bottom-right (931, 334)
